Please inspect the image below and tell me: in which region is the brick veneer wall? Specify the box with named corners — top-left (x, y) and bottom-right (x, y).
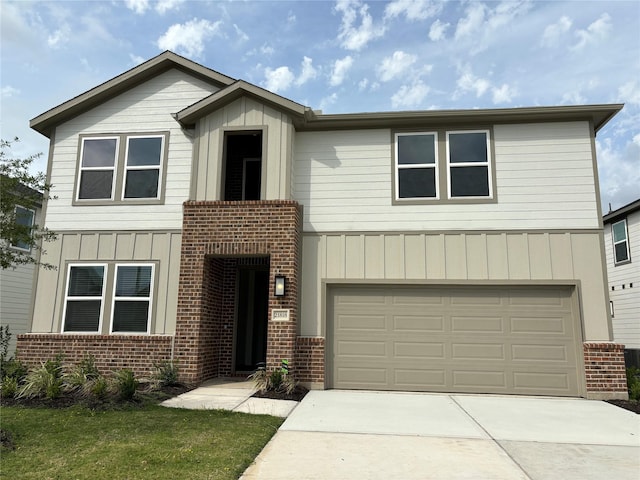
top-left (295, 337), bottom-right (325, 387)
top-left (583, 342), bottom-right (628, 400)
top-left (16, 334), bottom-right (172, 378)
top-left (174, 200), bottom-right (302, 384)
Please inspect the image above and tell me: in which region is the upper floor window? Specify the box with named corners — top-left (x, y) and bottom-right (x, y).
top-left (10, 206), bottom-right (35, 251)
top-left (612, 219), bottom-right (630, 264)
top-left (394, 128), bottom-right (494, 203)
top-left (75, 133), bottom-right (167, 204)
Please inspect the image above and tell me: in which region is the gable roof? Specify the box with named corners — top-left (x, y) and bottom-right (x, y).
top-left (176, 80), bottom-right (309, 127)
top-left (30, 51), bottom-right (235, 138)
top-left (603, 198), bottom-right (640, 224)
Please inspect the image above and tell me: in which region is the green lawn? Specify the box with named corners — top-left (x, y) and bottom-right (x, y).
top-left (0, 405), bottom-right (283, 480)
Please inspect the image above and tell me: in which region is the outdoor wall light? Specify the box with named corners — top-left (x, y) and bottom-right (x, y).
top-left (274, 275), bottom-right (286, 297)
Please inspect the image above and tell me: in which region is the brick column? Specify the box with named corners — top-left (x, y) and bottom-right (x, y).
top-left (583, 342), bottom-right (628, 400)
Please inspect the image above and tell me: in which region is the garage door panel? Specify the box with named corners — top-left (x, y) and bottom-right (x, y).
top-left (394, 341), bottom-right (445, 359)
top-left (330, 285), bottom-right (582, 396)
top-left (451, 316), bottom-right (504, 333)
top-left (393, 315), bottom-right (444, 332)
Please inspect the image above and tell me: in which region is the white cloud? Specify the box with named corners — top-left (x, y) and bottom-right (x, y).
top-left (618, 80), bottom-right (640, 106)
top-left (633, 133), bottom-right (640, 148)
top-left (129, 53), bottom-right (146, 65)
top-left (335, 0), bottom-right (386, 51)
top-left (234, 24), bottom-right (249, 42)
top-left (125, 0), bottom-right (184, 14)
top-left (157, 18), bottom-right (222, 58)
top-left (391, 80), bottom-right (430, 109)
top-left (597, 137), bottom-right (640, 211)
top-left (486, 1), bottom-right (532, 31)
top-left (296, 56), bottom-right (317, 86)
top-left (384, 0), bottom-right (442, 21)
top-left (287, 11), bottom-right (296, 26)
top-left (455, 2), bottom-right (486, 39)
top-left (261, 44), bottom-right (275, 55)
top-left (358, 78), bottom-right (369, 91)
top-left (456, 66), bottom-right (490, 98)
top-left (429, 19), bottom-right (449, 41)
top-left (1, 86), bottom-right (20, 98)
top-left (377, 51), bottom-right (417, 82)
top-left (541, 16), bottom-right (572, 47)
top-left (571, 13), bottom-right (612, 51)
top-left (264, 66), bottom-right (295, 93)
top-left (47, 26), bottom-right (70, 49)
top-left (492, 84), bottom-right (516, 104)
top-left (319, 92), bottom-right (339, 111)
top-left (561, 90), bottom-right (586, 105)
top-left (330, 56), bottom-right (354, 86)
top-left (125, 0), bottom-right (149, 14)
top-left (156, 0), bottom-right (185, 14)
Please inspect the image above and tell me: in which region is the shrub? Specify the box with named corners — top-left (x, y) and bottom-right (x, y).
top-left (627, 367), bottom-right (640, 401)
top-left (248, 361), bottom-right (298, 395)
top-left (64, 354), bottom-right (100, 392)
top-left (114, 369), bottom-right (138, 400)
top-left (1, 359), bottom-right (28, 384)
top-left (152, 360), bottom-right (179, 387)
top-left (0, 375), bottom-right (18, 398)
top-left (18, 358), bottom-right (64, 400)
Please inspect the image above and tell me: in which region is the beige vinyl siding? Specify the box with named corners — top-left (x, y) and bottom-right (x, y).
top-left (0, 262), bottom-right (36, 354)
top-left (193, 97), bottom-right (295, 200)
top-left (44, 69), bottom-right (218, 231)
top-left (294, 121), bottom-right (599, 231)
top-left (300, 231), bottom-right (609, 342)
top-left (604, 211), bottom-right (640, 349)
top-left (31, 231), bottom-right (182, 335)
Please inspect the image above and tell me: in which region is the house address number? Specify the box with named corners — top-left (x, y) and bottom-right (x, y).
top-left (272, 309), bottom-right (290, 322)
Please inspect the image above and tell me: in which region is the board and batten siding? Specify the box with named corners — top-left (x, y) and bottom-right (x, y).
top-left (300, 231), bottom-right (610, 342)
top-left (30, 231), bottom-right (182, 335)
top-left (293, 121), bottom-right (599, 232)
top-left (193, 96), bottom-right (295, 201)
top-left (44, 69), bottom-right (219, 231)
top-left (604, 211), bottom-right (640, 349)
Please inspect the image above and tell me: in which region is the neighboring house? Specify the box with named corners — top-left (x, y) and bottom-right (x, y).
top-left (0, 187), bottom-right (42, 356)
top-left (17, 51), bottom-right (627, 399)
top-left (604, 198), bottom-right (640, 367)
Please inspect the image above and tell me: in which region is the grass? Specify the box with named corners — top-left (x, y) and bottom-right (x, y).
top-left (0, 404), bottom-right (283, 480)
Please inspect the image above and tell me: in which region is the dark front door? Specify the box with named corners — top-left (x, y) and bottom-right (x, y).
top-left (234, 267), bottom-right (269, 372)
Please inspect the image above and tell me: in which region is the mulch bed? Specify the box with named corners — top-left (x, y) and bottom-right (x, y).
top-left (252, 386), bottom-right (309, 402)
top-left (605, 399), bottom-right (640, 414)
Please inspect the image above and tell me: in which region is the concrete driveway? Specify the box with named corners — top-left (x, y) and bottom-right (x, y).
top-left (241, 390), bottom-right (640, 480)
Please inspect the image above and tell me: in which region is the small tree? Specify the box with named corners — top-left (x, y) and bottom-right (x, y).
top-left (0, 137), bottom-right (56, 269)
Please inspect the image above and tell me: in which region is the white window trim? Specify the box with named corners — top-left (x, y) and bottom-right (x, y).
top-left (10, 205), bottom-right (35, 252)
top-left (612, 219), bottom-right (630, 264)
top-left (446, 130), bottom-right (493, 200)
top-left (76, 136), bottom-right (119, 201)
top-left (122, 135), bottom-right (165, 201)
top-left (109, 263), bottom-right (154, 334)
top-left (61, 263), bottom-right (107, 334)
top-left (395, 132), bottom-right (439, 201)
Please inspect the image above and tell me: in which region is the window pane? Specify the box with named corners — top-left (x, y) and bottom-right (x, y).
top-left (79, 170), bottom-right (113, 199)
top-left (398, 168), bottom-right (436, 198)
top-left (116, 266), bottom-right (152, 297)
top-left (82, 139), bottom-right (116, 167)
top-left (68, 266), bottom-right (104, 296)
top-left (612, 221), bottom-right (627, 242)
top-left (127, 137), bottom-right (162, 166)
top-left (398, 135), bottom-right (436, 165)
top-left (450, 166), bottom-right (489, 197)
top-left (64, 300), bottom-right (101, 331)
top-left (112, 301), bottom-right (149, 332)
top-left (449, 132), bottom-right (487, 163)
top-left (13, 207), bottom-right (34, 250)
top-left (124, 170), bottom-right (159, 198)
top-left (615, 242), bottom-right (629, 263)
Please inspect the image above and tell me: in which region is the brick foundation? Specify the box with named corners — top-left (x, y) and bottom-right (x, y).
top-left (16, 334), bottom-right (172, 379)
top-left (583, 342), bottom-right (628, 400)
top-left (295, 336), bottom-right (325, 388)
top-left (174, 200), bottom-right (302, 384)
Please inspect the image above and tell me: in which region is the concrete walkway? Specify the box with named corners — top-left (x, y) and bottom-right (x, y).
top-left (241, 390), bottom-right (640, 480)
top-left (160, 379), bottom-right (298, 418)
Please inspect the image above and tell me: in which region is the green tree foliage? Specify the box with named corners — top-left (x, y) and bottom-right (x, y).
top-left (0, 137), bottom-right (56, 269)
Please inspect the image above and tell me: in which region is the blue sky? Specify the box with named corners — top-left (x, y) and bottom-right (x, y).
top-left (1, 0), bottom-right (638, 211)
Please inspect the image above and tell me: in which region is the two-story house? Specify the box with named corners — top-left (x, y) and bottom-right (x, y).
top-left (604, 198), bottom-right (640, 368)
top-left (17, 51), bottom-right (627, 399)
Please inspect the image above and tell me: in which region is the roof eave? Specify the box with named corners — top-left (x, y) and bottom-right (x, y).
top-left (30, 51), bottom-right (236, 138)
top-left (603, 198), bottom-right (640, 223)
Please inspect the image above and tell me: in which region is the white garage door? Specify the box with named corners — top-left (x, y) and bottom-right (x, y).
top-left (328, 285), bottom-right (583, 396)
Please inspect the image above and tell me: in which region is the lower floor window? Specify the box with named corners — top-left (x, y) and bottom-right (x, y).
top-left (62, 263), bottom-right (154, 334)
